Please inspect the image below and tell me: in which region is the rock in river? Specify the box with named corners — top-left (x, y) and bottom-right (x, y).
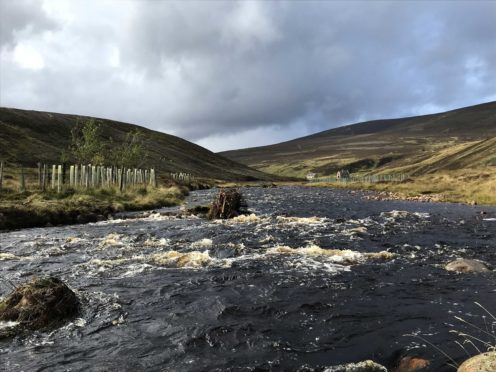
top-left (395, 356), bottom-right (430, 371)
top-left (445, 258), bottom-right (491, 273)
top-left (324, 360), bottom-right (387, 372)
top-left (0, 276), bottom-right (79, 333)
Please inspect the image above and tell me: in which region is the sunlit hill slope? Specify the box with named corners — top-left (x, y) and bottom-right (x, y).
top-left (221, 101), bottom-right (496, 178)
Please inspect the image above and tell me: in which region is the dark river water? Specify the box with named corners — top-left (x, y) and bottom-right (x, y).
top-left (1, 186), bottom-right (496, 371)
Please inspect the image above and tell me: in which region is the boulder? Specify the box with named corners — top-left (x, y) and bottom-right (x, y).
top-left (0, 276), bottom-right (79, 332)
top-left (445, 258), bottom-right (491, 273)
top-left (458, 352), bottom-right (496, 372)
top-left (395, 356), bottom-right (430, 371)
top-left (324, 360), bottom-right (387, 372)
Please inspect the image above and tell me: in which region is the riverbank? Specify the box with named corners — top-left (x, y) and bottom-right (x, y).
top-left (217, 168), bottom-right (496, 206)
top-left (308, 168), bottom-right (496, 205)
top-left (0, 186), bottom-right (187, 230)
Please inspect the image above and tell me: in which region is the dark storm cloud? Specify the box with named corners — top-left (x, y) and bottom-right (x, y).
top-left (119, 0), bottom-right (496, 140)
top-left (1, 1), bottom-right (495, 151)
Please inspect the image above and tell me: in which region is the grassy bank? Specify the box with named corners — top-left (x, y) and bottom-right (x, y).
top-left (308, 167), bottom-right (496, 205)
top-left (0, 186), bottom-right (187, 230)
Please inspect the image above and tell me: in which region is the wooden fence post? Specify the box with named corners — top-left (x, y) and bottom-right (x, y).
top-left (119, 168), bottom-right (124, 192)
top-left (57, 165), bottom-right (62, 193)
top-left (82, 165), bottom-right (86, 188)
top-left (91, 165), bottom-right (96, 188)
top-left (69, 165), bottom-right (74, 187)
top-left (51, 165), bottom-right (56, 189)
top-left (150, 168), bottom-right (156, 187)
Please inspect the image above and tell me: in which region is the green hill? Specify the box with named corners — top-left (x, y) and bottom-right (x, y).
top-left (221, 101), bottom-right (496, 178)
top-left (0, 107), bottom-right (274, 181)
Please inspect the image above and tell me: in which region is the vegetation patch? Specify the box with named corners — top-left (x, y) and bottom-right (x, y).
top-left (0, 186), bottom-right (186, 230)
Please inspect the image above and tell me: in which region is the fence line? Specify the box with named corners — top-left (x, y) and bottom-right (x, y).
top-left (169, 172), bottom-right (193, 184)
top-left (0, 163), bottom-right (158, 193)
top-left (313, 173), bottom-right (409, 183)
top-left (64, 164), bottom-right (157, 191)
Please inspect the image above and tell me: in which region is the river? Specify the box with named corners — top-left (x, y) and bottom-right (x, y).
top-left (1, 186), bottom-right (496, 371)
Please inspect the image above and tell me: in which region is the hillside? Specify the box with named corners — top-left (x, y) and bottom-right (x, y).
top-left (221, 101), bottom-right (496, 178)
top-left (0, 107), bottom-right (274, 181)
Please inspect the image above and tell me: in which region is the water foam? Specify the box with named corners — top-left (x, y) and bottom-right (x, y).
top-left (266, 244), bottom-right (395, 264)
top-left (0, 253), bottom-right (18, 261)
top-left (98, 233), bottom-right (126, 248)
top-left (143, 238), bottom-right (170, 247)
top-left (267, 245), bottom-right (363, 265)
top-left (191, 238), bottom-right (213, 248)
top-left (150, 250), bottom-right (212, 268)
top-left (276, 216), bottom-right (328, 225)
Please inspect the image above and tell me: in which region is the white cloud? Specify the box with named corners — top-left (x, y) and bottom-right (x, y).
top-left (13, 43), bottom-right (44, 69)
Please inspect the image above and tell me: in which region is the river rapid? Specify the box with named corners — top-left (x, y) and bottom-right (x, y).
top-left (1, 186), bottom-right (496, 371)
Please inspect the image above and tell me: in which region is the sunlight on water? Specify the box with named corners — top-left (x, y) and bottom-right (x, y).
top-left (0, 253), bottom-right (18, 261)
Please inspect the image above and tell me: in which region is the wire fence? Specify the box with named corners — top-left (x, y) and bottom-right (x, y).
top-left (313, 173), bottom-right (409, 183)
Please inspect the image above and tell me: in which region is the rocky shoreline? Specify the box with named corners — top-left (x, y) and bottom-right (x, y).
top-left (363, 190), bottom-right (443, 203)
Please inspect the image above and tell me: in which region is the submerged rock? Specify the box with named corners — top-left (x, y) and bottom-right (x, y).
top-left (458, 351), bottom-right (496, 372)
top-left (186, 205), bottom-right (210, 217)
top-left (208, 189), bottom-right (246, 220)
top-left (395, 356), bottom-right (430, 371)
top-left (0, 276), bottom-right (79, 332)
top-left (324, 360), bottom-right (387, 372)
top-left (445, 258), bottom-right (491, 273)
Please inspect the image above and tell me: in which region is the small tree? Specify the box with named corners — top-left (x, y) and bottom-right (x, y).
top-left (110, 129), bottom-right (146, 168)
top-left (70, 118), bottom-right (105, 164)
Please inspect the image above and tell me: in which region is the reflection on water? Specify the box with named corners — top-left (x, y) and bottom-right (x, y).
top-left (1, 186), bottom-right (496, 371)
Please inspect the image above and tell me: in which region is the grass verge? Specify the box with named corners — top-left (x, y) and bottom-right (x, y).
top-left (307, 167), bottom-right (496, 205)
top-left (0, 186), bottom-right (187, 230)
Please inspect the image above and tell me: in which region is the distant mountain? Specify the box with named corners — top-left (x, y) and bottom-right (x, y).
top-left (221, 101), bottom-right (496, 178)
top-left (0, 107), bottom-right (274, 181)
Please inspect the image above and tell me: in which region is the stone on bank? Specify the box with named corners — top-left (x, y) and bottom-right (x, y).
top-left (458, 351), bottom-right (496, 372)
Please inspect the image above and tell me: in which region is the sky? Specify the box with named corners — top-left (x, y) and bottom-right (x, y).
top-left (1, 0), bottom-right (495, 152)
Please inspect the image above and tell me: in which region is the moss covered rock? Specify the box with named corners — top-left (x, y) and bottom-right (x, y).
top-left (0, 276), bottom-right (79, 332)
